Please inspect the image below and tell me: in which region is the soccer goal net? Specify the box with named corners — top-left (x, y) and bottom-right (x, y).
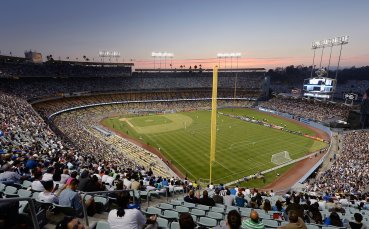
top-left (271, 151), bottom-right (292, 165)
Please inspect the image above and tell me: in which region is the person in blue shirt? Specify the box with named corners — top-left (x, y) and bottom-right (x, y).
top-left (59, 179), bottom-right (94, 218)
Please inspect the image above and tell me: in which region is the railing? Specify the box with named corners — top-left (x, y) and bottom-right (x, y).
top-left (0, 197), bottom-right (39, 229)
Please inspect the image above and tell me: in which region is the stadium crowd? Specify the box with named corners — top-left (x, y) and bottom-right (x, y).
top-left (306, 130), bottom-right (369, 195)
top-left (0, 58), bottom-right (131, 78)
top-left (0, 70), bottom-right (265, 101)
top-left (33, 90), bottom-right (258, 118)
top-left (260, 97), bottom-right (351, 122)
top-left (0, 92), bottom-right (189, 227)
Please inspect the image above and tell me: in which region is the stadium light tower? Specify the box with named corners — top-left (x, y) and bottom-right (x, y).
top-left (152, 52), bottom-right (174, 69)
top-left (99, 50), bottom-right (121, 63)
top-left (310, 35), bottom-right (349, 80)
top-left (217, 53), bottom-right (241, 69)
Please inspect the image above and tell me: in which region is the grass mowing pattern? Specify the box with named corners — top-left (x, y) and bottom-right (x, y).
top-left (102, 108), bottom-right (327, 184)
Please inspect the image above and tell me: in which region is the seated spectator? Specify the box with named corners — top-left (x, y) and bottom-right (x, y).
top-left (324, 211), bottom-right (343, 227)
top-left (85, 175), bottom-right (104, 192)
top-left (242, 210), bottom-right (264, 229)
top-left (262, 199), bottom-right (272, 213)
top-left (42, 167), bottom-right (55, 181)
top-left (280, 210), bottom-right (307, 229)
top-left (77, 170), bottom-right (90, 191)
top-left (59, 179), bottom-right (94, 218)
top-left (349, 213), bottom-right (368, 229)
top-left (0, 164), bottom-right (24, 184)
top-left (146, 181), bottom-right (156, 192)
top-left (223, 190), bottom-right (234, 206)
top-left (131, 177), bottom-right (141, 190)
top-left (247, 197), bottom-right (258, 209)
top-left (108, 192), bottom-right (157, 229)
top-left (199, 190), bottom-right (215, 206)
top-left (184, 190), bottom-right (198, 204)
top-left (213, 188), bottom-right (224, 204)
top-left (53, 173), bottom-right (65, 193)
top-left (306, 202), bottom-right (323, 225)
top-left (25, 155), bottom-right (38, 170)
top-left (60, 169), bottom-right (70, 184)
top-left (225, 210), bottom-right (242, 229)
top-left (38, 180), bottom-right (58, 203)
top-left (272, 200), bottom-right (285, 213)
top-left (30, 171), bottom-right (45, 192)
top-left (235, 190), bottom-right (247, 207)
top-left (285, 196), bottom-right (304, 219)
top-left (65, 171), bottom-right (78, 185)
top-left (179, 212), bottom-right (196, 229)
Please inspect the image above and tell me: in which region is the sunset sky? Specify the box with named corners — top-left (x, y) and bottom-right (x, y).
top-left (1, 0), bottom-right (369, 69)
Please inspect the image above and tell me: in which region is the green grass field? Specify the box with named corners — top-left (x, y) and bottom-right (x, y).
top-left (102, 108), bottom-right (327, 184)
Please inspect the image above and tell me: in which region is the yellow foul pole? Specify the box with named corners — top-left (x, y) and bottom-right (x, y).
top-left (209, 65), bottom-right (218, 184)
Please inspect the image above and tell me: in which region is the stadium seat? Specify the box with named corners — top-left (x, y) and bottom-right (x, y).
top-left (183, 202), bottom-right (196, 209)
top-left (157, 203), bottom-right (174, 210)
top-left (174, 206), bottom-right (189, 213)
top-left (170, 200), bottom-right (182, 206)
top-left (197, 217), bottom-right (217, 228)
top-left (21, 180), bottom-right (32, 189)
top-left (0, 183), bottom-right (6, 192)
top-left (17, 189), bottom-right (32, 198)
top-left (32, 192), bottom-right (41, 200)
top-left (161, 210), bottom-right (179, 221)
top-left (215, 203), bottom-right (226, 209)
top-left (306, 224), bottom-right (321, 229)
top-left (262, 219), bottom-right (279, 228)
top-left (52, 203), bottom-right (77, 216)
top-left (207, 211), bottom-right (224, 223)
top-left (196, 204), bottom-right (210, 211)
top-left (211, 206), bottom-right (225, 214)
top-left (3, 186), bottom-right (18, 197)
top-left (35, 199), bottom-right (53, 210)
top-left (96, 221), bottom-right (111, 229)
top-left (226, 206), bottom-right (239, 213)
top-left (258, 212), bottom-right (271, 219)
top-left (170, 221), bottom-right (180, 229)
top-left (142, 207), bottom-right (162, 216)
top-left (190, 209), bottom-right (206, 220)
top-left (157, 217), bottom-right (169, 229)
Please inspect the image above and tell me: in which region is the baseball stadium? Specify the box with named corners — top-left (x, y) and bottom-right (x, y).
top-left (1, 1), bottom-right (369, 229)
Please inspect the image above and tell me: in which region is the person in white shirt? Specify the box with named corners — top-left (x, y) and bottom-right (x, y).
top-left (30, 171), bottom-right (45, 192)
top-left (123, 176), bottom-right (132, 190)
top-left (223, 190), bottom-right (234, 206)
top-left (60, 169), bottom-right (70, 184)
top-left (108, 192), bottom-right (157, 229)
top-left (38, 180), bottom-right (58, 204)
top-left (42, 167), bottom-right (54, 181)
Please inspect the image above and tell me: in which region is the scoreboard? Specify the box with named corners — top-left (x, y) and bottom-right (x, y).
top-left (303, 77), bottom-right (336, 99)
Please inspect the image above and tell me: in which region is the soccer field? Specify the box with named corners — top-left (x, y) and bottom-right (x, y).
top-left (102, 108), bottom-right (327, 184)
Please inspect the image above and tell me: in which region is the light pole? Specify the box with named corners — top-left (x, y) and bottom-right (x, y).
top-left (151, 52), bottom-right (174, 70)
